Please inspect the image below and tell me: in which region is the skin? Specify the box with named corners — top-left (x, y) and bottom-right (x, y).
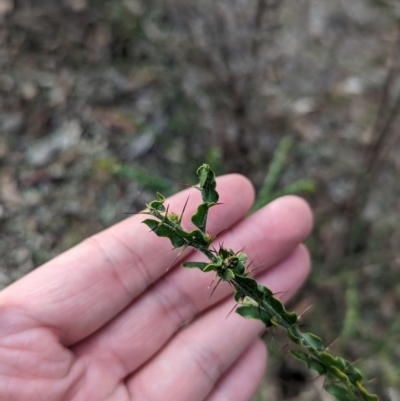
top-left (0, 174), bottom-right (313, 401)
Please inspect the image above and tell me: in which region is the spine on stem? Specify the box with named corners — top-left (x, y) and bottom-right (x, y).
top-left (142, 164), bottom-right (378, 401)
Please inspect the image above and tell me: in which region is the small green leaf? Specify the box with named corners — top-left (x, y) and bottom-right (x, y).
top-left (236, 304), bottom-right (275, 327)
top-left (203, 263), bottom-right (218, 272)
top-left (324, 383), bottom-right (358, 401)
top-left (308, 359), bottom-right (327, 375)
top-left (142, 219), bottom-right (185, 248)
top-left (147, 192), bottom-right (166, 211)
top-left (267, 297), bottom-right (298, 325)
top-left (287, 328), bottom-right (302, 345)
top-left (330, 365), bottom-right (351, 386)
top-left (317, 351), bottom-right (336, 365)
top-left (335, 356), bottom-right (348, 371)
top-left (184, 229), bottom-right (212, 247)
top-left (221, 269), bottom-right (235, 281)
top-left (290, 350), bottom-right (309, 363)
top-left (182, 262), bottom-right (209, 271)
top-left (234, 275), bottom-right (271, 300)
top-left (197, 164), bottom-right (219, 203)
top-left (257, 283), bottom-right (273, 298)
top-left (148, 199), bottom-right (165, 212)
top-left (234, 290), bottom-right (244, 303)
top-left (291, 350), bottom-right (327, 374)
top-left (344, 365), bottom-right (363, 382)
top-left (301, 332), bottom-right (324, 350)
top-left (191, 203), bottom-right (209, 232)
top-left (233, 261), bottom-right (245, 275)
top-left (355, 382), bottom-right (379, 401)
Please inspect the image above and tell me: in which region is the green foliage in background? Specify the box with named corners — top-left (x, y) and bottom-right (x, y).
top-left (96, 158), bottom-right (177, 195)
top-left (252, 137), bottom-right (317, 212)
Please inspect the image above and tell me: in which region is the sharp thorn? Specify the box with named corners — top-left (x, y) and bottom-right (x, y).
top-left (208, 277), bottom-right (222, 300)
top-left (166, 245), bottom-right (188, 272)
top-left (298, 304), bottom-right (313, 319)
top-left (226, 302), bottom-right (239, 318)
top-left (179, 195), bottom-right (190, 224)
top-left (250, 260), bottom-right (270, 273)
top-left (206, 274), bottom-right (217, 291)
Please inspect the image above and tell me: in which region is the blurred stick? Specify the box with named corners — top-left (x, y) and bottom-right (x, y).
top-left (346, 22), bottom-right (400, 254)
top-left (364, 22), bottom-right (400, 175)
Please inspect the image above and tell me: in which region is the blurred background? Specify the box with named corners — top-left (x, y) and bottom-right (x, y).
top-left (1, 0), bottom-right (400, 399)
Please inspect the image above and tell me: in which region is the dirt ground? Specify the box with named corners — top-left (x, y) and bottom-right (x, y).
top-left (1, 1), bottom-right (400, 400)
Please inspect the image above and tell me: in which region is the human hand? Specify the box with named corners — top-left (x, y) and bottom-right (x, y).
top-left (0, 174), bottom-right (312, 401)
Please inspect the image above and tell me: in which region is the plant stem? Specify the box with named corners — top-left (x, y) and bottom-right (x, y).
top-left (143, 164), bottom-right (379, 401)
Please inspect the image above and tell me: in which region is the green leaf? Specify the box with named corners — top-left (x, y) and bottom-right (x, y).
top-left (291, 350), bottom-right (327, 374)
top-left (182, 262), bottom-right (209, 271)
top-left (237, 252), bottom-right (247, 264)
top-left (344, 365), bottom-right (363, 382)
top-left (183, 229), bottom-right (212, 247)
top-left (156, 192), bottom-right (165, 202)
top-left (203, 263), bottom-right (219, 272)
top-left (355, 382), bottom-right (379, 401)
top-left (234, 275), bottom-right (272, 300)
top-left (148, 199), bottom-right (166, 212)
top-left (233, 261), bottom-right (245, 275)
top-left (290, 350), bottom-right (309, 363)
top-left (147, 193), bottom-right (166, 212)
top-left (364, 394), bottom-right (379, 401)
top-left (330, 366), bottom-right (351, 387)
top-left (267, 297), bottom-right (298, 325)
top-left (257, 283), bottom-right (273, 298)
top-left (221, 269), bottom-right (235, 281)
top-left (191, 203), bottom-right (209, 232)
top-left (324, 383), bottom-right (358, 401)
top-left (197, 164), bottom-right (219, 204)
top-left (142, 219), bottom-right (185, 248)
top-left (308, 358), bottom-right (327, 375)
top-left (236, 304), bottom-right (275, 327)
top-left (234, 290), bottom-right (244, 303)
top-left (301, 332), bottom-right (324, 350)
top-left (287, 328), bottom-right (302, 345)
top-left (317, 351), bottom-right (336, 365)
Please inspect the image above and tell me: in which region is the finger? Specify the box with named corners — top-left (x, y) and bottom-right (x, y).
top-left (208, 195), bottom-right (313, 269)
top-left (126, 294), bottom-right (265, 401)
top-left (73, 198), bottom-right (312, 380)
top-left (204, 339), bottom-right (267, 401)
top-left (254, 244), bottom-right (311, 303)
top-left (77, 245), bottom-right (309, 390)
top-left (0, 174), bottom-right (255, 345)
top-left (126, 245), bottom-right (309, 401)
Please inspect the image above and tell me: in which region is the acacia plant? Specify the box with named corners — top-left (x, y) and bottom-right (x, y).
top-left (142, 164), bottom-right (378, 401)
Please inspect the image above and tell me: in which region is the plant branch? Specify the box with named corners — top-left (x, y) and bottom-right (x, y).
top-left (143, 164), bottom-right (378, 401)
